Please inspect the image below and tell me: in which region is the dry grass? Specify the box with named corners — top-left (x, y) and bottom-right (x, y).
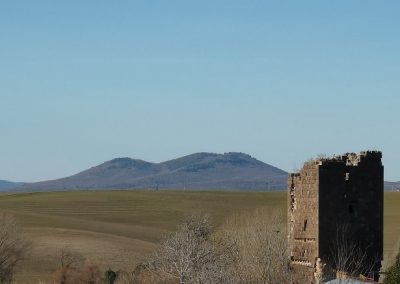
top-left (384, 192), bottom-right (400, 268)
top-left (0, 190), bottom-right (397, 282)
top-left (0, 190), bottom-right (284, 283)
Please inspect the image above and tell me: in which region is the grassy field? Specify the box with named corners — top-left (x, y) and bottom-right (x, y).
top-left (0, 190), bottom-right (285, 283)
top-left (383, 192), bottom-right (400, 266)
top-left (0, 190), bottom-right (398, 283)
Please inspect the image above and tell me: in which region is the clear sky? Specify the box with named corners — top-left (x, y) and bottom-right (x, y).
top-left (1, 1), bottom-right (399, 182)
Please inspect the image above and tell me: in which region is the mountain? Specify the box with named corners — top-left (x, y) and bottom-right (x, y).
top-left (385, 181), bottom-right (400, 191)
top-left (0, 180), bottom-right (24, 191)
top-left (17, 152), bottom-right (289, 191)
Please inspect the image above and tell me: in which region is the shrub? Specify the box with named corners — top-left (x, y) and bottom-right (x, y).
top-left (384, 249), bottom-right (400, 284)
top-left (145, 214), bottom-right (230, 283)
top-left (0, 214), bottom-right (30, 284)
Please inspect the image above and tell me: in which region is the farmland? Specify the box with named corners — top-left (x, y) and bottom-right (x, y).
top-left (0, 191), bottom-right (398, 282)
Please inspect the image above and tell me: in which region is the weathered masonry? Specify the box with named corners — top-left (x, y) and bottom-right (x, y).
top-left (288, 151), bottom-right (383, 283)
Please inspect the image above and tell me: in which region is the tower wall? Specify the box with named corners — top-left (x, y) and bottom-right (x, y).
top-left (288, 161), bottom-right (319, 284)
top-left (318, 152), bottom-right (383, 281)
top-left (288, 151), bottom-right (383, 283)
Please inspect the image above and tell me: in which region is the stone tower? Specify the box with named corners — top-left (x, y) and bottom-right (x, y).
top-left (288, 151), bottom-right (383, 283)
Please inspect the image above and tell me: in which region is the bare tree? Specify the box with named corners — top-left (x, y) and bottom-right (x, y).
top-left (54, 246), bottom-right (105, 284)
top-left (54, 247), bottom-right (85, 284)
top-left (219, 208), bottom-right (292, 284)
top-left (78, 264), bottom-right (103, 284)
top-left (324, 224), bottom-right (380, 283)
top-left (145, 214), bottom-right (230, 284)
top-left (140, 210), bottom-right (292, 284)
top-left (0, 214), bottom-right (30, 284)
top-left (58, 246), bottom-right (85, 269)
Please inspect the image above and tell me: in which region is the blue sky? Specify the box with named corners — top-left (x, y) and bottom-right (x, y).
top-left (1, 1), bottom-right (399, 182)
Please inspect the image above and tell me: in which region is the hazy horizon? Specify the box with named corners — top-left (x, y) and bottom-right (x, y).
top-left (2, 150), bottom-right (397, 183)
top-left (1, 1), bottom-right (399, 182)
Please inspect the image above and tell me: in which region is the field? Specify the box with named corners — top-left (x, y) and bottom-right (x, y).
top-left (0, 191), bottom-right (398, 283)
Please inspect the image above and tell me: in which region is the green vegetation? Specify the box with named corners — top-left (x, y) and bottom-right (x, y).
top-left (0, 190), bottom-right (397, 282)
top-left (384, 249), bottom-right (400, 284)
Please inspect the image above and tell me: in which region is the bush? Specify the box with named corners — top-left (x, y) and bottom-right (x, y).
top-left (105, 269), bottom-right (118, 284)
top-left (144, 214), bottom-right (230, 283)
top-left (218, 208), bottom-right (291, 284)
top-left (384, 249), bottom-right (400, 284)
top-left (141, 210), bottom-right (291, 284)
top-left (53, 248), bottom-right (102, 284)
top-left (0, 214), bottom-right (30, 284)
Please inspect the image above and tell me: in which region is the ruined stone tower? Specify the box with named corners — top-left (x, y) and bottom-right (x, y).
top-left (288, 151), bottom-right (383, 283)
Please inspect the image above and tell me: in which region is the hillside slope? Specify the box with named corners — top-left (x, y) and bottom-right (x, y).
top-left (17, 152), bottom-right (288, 191)
top-left (0, 180), bottom-right (24, 191)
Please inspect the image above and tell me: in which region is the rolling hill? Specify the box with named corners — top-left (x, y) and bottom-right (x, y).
top-left (0, 180), bottom-right (24, 191)
top-left (17, 152), bottom-right (289, 191)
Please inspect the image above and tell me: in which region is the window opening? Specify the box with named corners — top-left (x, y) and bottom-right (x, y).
top-left (348, 204), bottom-right (354, 215)
top-left (303, 219), bottom-right (308, 231)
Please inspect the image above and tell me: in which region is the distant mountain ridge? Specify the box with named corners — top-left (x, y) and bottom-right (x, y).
top-left (385, 181), bottom-right (400, 191)
top-left (16, 152), bottom-right (289, 192)
top-left (0, 180), bottom-right (24, 191)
